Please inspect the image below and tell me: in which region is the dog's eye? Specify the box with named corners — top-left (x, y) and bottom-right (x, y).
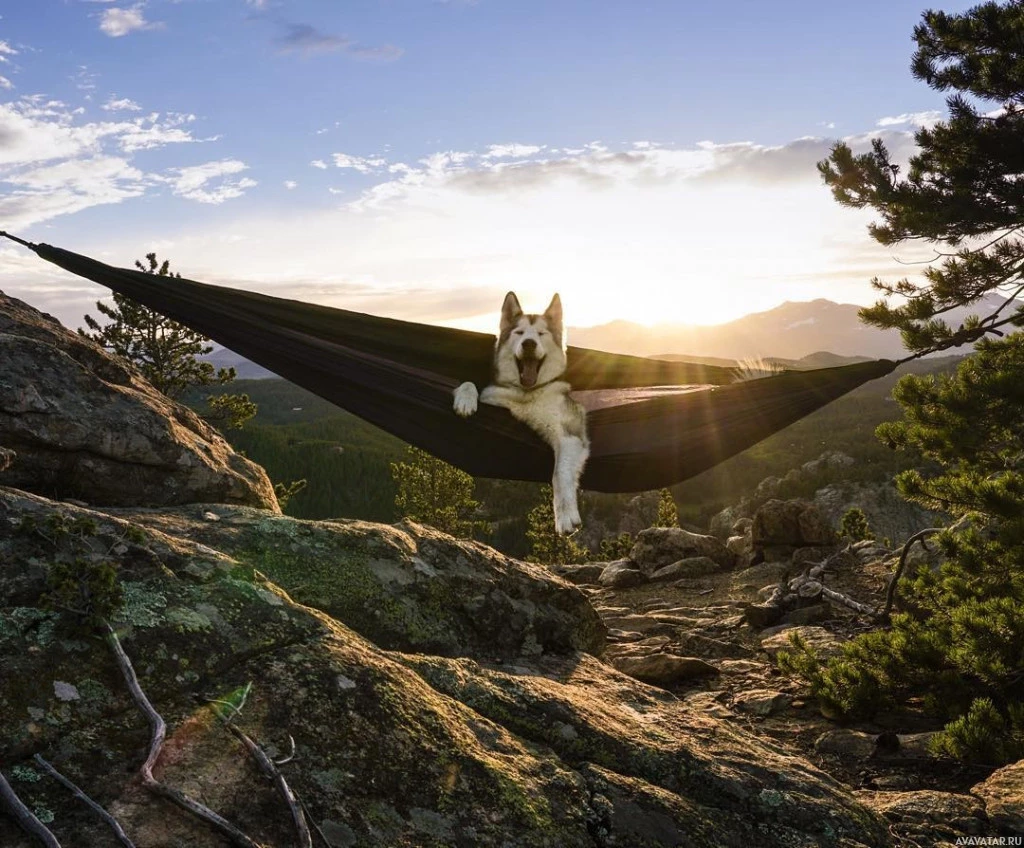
top-left (538, 330), bottom-right (548, 336)
top-left (513, 329), bottom-right (525, 335)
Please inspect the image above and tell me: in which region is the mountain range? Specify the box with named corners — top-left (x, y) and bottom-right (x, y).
top-left (569, 294), bottom-right (1009, 361)
top-left (205, 295), bottom-right (1010, 377)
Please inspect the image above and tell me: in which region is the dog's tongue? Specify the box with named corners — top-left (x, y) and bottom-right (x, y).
top-left (519, 357), bottom-right (540, 388)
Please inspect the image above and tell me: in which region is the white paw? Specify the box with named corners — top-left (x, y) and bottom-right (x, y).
top-left (453, 382), bottom-right (479, 417)
top-left (553, 494), bottom-right (582, 535)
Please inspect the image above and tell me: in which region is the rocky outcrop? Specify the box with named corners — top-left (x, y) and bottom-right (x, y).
top-left (0, 291), bottom-right (277, 510)
top-left (813, 481), bottom-right (946, 545)
top-left (0, 487), bottom-right (894, 847)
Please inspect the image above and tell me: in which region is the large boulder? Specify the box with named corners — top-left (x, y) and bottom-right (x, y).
top-left (752, 498), bottom-right (835, 554)
top-left (0, 291), bottom-right (277, 510)
top-left (0, 488), bottom-right (891, 847)
top-left (972, 759), bottom-right (1024, 835)
top-left (104, 503), bottom-right (606, 660)
top-left (630, 527), bottom-right (734, 575)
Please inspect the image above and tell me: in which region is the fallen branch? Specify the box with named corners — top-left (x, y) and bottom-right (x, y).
top-left (0, 768), bottom-right (61, 848)
top-left (220, 721), bottom-right (311, 848)
top-left (32, 755), bottom-right (135, 848)
top-left (878, 528), bottom-right (942, 622)
top-left (103, 621), bottom-right (263, 848)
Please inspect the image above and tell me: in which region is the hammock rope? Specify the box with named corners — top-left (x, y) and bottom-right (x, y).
top-left (0, 233), bottom-right (898, 493)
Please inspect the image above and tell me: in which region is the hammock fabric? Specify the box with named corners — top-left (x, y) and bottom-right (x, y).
top-left (2, 235), bottom-right (897, 493)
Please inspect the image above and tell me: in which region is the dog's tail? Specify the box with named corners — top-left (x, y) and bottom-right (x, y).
top-left (730, 356), bottom-right (786, 383)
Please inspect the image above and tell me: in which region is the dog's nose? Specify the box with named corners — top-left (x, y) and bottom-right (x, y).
top-left (521, 338), bottom-right (538, 354)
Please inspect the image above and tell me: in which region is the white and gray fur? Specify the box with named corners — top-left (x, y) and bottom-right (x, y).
top-left (453, 292), bottom-right (589, 534)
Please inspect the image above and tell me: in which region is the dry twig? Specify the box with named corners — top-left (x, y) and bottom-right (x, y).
top-left (32, 755), bottom-right (135, 848)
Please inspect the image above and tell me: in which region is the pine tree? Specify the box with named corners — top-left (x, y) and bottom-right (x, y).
top-left (80, 253), bottom-right (256, 429)
top-left (818, 0), bottom-right (1024, 356)
top-left (655, 488), bottom-right (679, 527)
top-left (782, 2), bottom-right (1024, 763)
top-left (839, 507), bottom-right (874, 542)
top-left (525, 486), bottom-right (589, 565)
top-left (390, 445), bottom-right (485, 538)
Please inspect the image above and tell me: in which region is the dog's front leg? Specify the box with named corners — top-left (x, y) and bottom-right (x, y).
top-left (552, 435), bottom-right (587, 534)
top-left (478, 385), bottom-right (520, 409)
top-left (453, 382), bottom-right (479, 416)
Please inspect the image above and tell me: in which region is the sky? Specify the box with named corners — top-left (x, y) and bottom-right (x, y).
top-left (0, 0), bottom-right (980, 334)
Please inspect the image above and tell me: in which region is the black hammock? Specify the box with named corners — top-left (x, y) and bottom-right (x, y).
top-left (1, 233), bottom-right (897, 493)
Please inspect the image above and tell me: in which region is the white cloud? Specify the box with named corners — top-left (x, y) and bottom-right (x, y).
top-left (0, 41), bottom-right (18, 63)
top-left (0, 76), bottom-right (12, 90)
top-left (284, 180), bottom-right (297, 189)
top-left (310, 159), bottom-right (328, 169)
top-left (876, 110), bottom-right (942, 128)
top-left (102, 96), bottom-right (142, 112)
top-left (0, 156), bottom-right (148, 228)
top-left (331, 152), bottom-right (386, 172)
top-left (99, 5), bottom-right (161, 38)
top-left (162, 159), bottom-right (257, 204)
top-left (481, 143), bottom-right (542, 160)
top-left (0, 99), bottom-right (200, 167)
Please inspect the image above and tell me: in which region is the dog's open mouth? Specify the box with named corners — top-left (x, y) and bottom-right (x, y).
top-left (518, 355), bottom-right (541, 388)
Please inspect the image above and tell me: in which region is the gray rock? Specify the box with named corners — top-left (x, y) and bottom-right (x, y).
top-left (0, 447), bottom-right (13, 472)
top-left (733, 689), bottom-right (792, 716)
top-left (598, 560), bottom-right (647, 589)
top-left (556, 563), bottom-right (607, 585)
top-left (815, 729), bottom-right (879, 759)
top-left (649, 556), bottom-right (720, 581)
top-left (0, 292), bottom-right (278, 510)
top-left (760, 626), bottom-right (844, 659)
top-left (609, 653), bottom-right (720, 687)
top-left (972, 759), bottom-right (1024, 834)
top-left (781, 603), bottom-right (831, 626)
top-left (101, 503), bottom-right (607, 661)
top-left (752, 499), bottom-right (835, 549)
top-left (631, 527), bottom-right (734, 574)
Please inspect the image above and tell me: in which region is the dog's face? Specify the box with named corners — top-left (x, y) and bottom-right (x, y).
top-left (494, 291), bottom-right (567, 389)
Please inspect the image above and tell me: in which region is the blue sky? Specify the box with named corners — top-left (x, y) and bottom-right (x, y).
top-left (0, 0), bottom-right (979, 332)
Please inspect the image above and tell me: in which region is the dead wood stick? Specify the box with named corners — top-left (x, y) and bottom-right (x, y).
top-left (103, 622), bottom-right (264, 848)
top-left (0, 768), bottom-right (61, 848)
top-left (819, 585), bottom-right (876, 616)
top-left (32, 755), bottom-right (135, 848)
top-left (879, 528), bottom-right (942, 621)
top-left (220, 721), bottom-right (312, 848)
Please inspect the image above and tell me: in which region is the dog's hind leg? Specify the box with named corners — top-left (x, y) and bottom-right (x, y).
top-left (552, 435), bottom-right (588, 535)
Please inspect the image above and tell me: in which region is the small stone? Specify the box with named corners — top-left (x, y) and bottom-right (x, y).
top-left (815, 729), bottom-right (877, 758)
top-left (53, 681), bottom-right (80, 702)
top-left (734, 689), bottom-right (792, 716)
top-left (202, 511), bottom-right (221, 521)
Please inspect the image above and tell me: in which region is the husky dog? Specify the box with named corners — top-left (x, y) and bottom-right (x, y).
top-left (453, 292), bottom-right (589, 534)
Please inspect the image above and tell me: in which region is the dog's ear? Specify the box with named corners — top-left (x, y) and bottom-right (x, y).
top-left (544, 293), bottom-right (563, 326)
top-left (501, 292), bottom-right (523, 329)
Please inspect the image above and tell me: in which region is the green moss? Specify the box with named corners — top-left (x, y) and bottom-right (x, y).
top-left (165, 606), bottom-right (213, 633)
top-left (116, 581), bottom-right (167, 628)
top-left (10, 765), bottom-right (42, 782)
